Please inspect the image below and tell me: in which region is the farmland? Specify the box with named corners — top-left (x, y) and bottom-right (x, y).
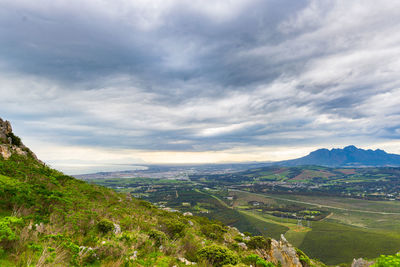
top-left (86, 165), bottom-right (400, 265)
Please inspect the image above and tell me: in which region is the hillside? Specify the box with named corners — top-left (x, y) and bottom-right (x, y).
top-left (276, 145), bottom-right (400, 167)
top-left (0, 119), bottom-right (324, 266)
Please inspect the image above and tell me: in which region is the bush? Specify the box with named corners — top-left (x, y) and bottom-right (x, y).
top-left (373, 252), bottom-right (400, 267)
top-left (160, 219), bottom-right (186, 239)
top-left (196, 245), bottom-right (238, 267)
top-left (6, 133), bottom-right (22, 146)
top-left (247, 236), bottom-right (271, 250)
top-left (0, 216), bottom-right (23, 242)
top-left (242, 254), bottom-right (275, 267)
top-left (97, 219), bottom-right (114, 234)
top-left (295, 248), bottom-right (312, 266)
top-left (200, 223), bottom-right (227, 240)
top-left (148, 229), bottom-right (167, 246)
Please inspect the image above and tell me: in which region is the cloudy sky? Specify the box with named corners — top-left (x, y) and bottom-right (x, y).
top-left (1, 0), bottom-right (400, 174)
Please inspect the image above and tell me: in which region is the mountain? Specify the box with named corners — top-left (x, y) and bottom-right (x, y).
top-left (0, 118), bottom-right (321, 266)
top-left (276, 145), bottom-right (400, 167)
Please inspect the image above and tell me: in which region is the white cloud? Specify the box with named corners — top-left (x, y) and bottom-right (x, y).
top-left (1, 0), bottom-right (400, 172)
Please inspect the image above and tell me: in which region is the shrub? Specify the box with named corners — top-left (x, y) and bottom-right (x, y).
top-left (0, 216), bottom-right (23, 242)
top-left (243, 231), bottom-right (253, 237)
top-left (234, 236), bottom-right (243, 242)
top-left (242, 254), bottom-right (275, 266)
top-left (148, 229), bottom-right (167, 246)
top-left (97, 219), bottom-right (114, 234)
top-left (182, 234), bottom-right (201, 262)
top-left (295, 248), bottom-right (312, 266)
top-left (247, 236), bottom-right (271, 250)
top-left (373, 252), bottom-right (400, 267)
top-left (200, 223), bottom-right (227, 240)
top-left (196, 245), bottom-right (238, 267)
top-left (6, 133), bottom-right (22, 146)
top-left (160, 219), bottom-right (186, 239)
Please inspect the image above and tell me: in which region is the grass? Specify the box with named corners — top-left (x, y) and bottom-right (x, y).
top-left (0, 152), bottom-right (291, 266)
top-left (229, 190), bottom-right (400, 265)
top-left (299, 221), bottom-right (400, 265)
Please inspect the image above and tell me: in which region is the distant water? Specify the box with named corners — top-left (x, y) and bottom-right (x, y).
top-left (50, 163), bottom-right (148, 175)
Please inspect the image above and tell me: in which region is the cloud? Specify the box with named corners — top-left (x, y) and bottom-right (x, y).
top-left (1, 0), bottom-right (400, 171)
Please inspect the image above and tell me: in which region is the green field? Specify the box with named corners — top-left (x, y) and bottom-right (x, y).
top-left (229, 190), bottom-right (400, 265)
top-left (89, 174), bottom-right (400, 265)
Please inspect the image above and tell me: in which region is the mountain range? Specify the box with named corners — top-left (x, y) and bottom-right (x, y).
top-left (274, 145), bottom-right (400, 167)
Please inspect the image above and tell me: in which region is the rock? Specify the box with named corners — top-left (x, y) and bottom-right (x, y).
top-left (264, 235), bottom-right (302, 267)
top-left (0, 117), bottom-right (42, 162)
top-left (35, 222), bottom-right (46, 234)
top-left (129, 251), bottom-right (138, 260)
top-left (351, 258), bottom-right (374, 267)
top-left (243, 236), bottom-right (251, 241)
top-left (0, 119), bottom-right (12, 136)
top-left (113, 223), bottom-right (121, 234)
top-left (183, 212), bottom-right (193, 216)
top-left (280, 234), bottom-right (288, 244)
top-left (0, 145), bottom-right (11, 159)
top-left (188, 220), bottom-right (194, 226)
top-left (237, 242), bottom-right (247, 250)
top-left (178, 257), bottom-right (195, 265)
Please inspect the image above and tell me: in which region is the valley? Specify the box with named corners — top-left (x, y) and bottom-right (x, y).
top-left (86, 165), bottom-right (400, 265)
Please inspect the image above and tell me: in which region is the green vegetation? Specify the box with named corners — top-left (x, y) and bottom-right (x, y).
top-left (372, 252), bottom-right (400, 266)
top-left (2, 128), bottom-right (399, 266)
top-left (108, 173), bottom-right (400, 265)
top-left (243, 254), bottom-right (276, 267)
top-left (5, 132), bottom-right (21, 146)
top-left (1, 146), bottom-right (312, 266)
top-left (196, 245), bottom-right (239, 266)
top-left (97, 219), bottom-right (114, 234)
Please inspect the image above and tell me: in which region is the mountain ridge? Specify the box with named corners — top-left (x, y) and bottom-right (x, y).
top-left (274, 145), bottom-right (400, 167)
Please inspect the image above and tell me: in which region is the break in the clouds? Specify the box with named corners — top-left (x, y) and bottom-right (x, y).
top-left (1, 0), bottom-right (400, 172)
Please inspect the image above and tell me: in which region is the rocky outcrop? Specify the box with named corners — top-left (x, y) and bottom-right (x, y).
top-left (264, 235), bottom-right (302, 267)
top-left (351, 258), bottom-right (374, 267)
top-left (0, 118), bottom-right (40, 161)
top-left (0, 118), bottom-right (12, 142)
top-left (0, 145), bottom-right (12, 159)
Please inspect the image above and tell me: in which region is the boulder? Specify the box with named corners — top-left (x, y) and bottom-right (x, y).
top-left (351, 258), bottom-right (374, 267)
top-left (264, 235), bottom-right (302, 267)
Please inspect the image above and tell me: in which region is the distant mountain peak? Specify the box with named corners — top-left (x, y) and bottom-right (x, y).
top-left (343, 145), bottom-right (358, 151)
top-left (277, 145), bottom-right (400, 167)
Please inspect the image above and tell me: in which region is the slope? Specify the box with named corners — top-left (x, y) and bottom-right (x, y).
top-left (0, 119), bottom-right (313, 266)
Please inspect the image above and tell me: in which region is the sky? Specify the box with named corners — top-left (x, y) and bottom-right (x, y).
top-left (1, 0), bottom-right (400, 174)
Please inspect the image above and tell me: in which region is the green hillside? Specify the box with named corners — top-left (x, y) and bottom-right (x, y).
top-left (0, 124), bottom-right (322, 267)
top-left (0, 122), bottom-right (398, 266)
top-left (0, 152), bottom-right (274, 266)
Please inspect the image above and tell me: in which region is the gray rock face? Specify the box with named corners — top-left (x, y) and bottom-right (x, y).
top-left (351, 258), bottom-right (374, 267)
top-left (0, 117), bottom-right (40, 161)
top-left (0, 118), bottom-right (12, 134)
top-left (264, 235), bottom-right (302, 267)
top-left (237, 242), bottom-right (247, 250)
top-left (0, 118), bottom-right (12, 142)
top-left (113, 223), bottom-right (121, 234)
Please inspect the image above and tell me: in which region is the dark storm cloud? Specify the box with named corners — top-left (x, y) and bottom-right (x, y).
top-left (1, 0), bottom-right (400, 160)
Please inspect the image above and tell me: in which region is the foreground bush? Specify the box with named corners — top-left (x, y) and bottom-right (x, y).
top-left (373, 253), bottom-right (400, 267)
top-left (197, 244), bottom-right (238, 266)
top-left (97, 219), bottom-right (114, 234)
top-left (247, 236), bottom-right (271, 250)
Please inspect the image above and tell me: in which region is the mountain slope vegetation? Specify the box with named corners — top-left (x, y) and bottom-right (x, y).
top-left (0, 118), bottom-right (397, 266)
top-left (0, 119), bottom-right (316, 266)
